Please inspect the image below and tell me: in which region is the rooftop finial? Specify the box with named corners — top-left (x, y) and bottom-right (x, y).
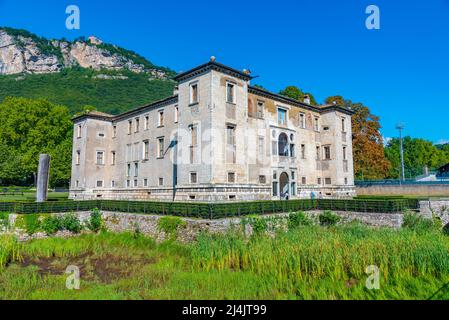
top-left (210, 56), bottom-right (216, 62)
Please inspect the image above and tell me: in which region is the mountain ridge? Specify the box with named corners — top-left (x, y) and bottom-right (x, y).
top-left (0, 26), bottom-right (175, 78)
top-left (0, 27), bottom-right (176, 115)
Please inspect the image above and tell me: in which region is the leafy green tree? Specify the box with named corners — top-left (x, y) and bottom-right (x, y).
top-left (0, 97), bottom-right (73, 187)
top-left (279, 86), bottom-right (318, 105)
top-left (385, 137), bottom-right (449, 178)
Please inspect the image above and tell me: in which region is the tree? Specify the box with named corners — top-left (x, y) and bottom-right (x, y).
top-left (0, 97), bottom-right (73, 187)
top-left (279, 86), bottom-right (318, 105)
top-left (385, 138), bottom-right (449, 178)
top-left (325, 96), bottom-right (391, 180)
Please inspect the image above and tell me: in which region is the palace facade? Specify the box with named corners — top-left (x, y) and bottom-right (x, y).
top-left (70, 59), bottom-right (356, 201)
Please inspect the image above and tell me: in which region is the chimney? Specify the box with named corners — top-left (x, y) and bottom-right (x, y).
top-left (173, 85), bottom-right (179, 96)
top-left (303, 94), bottom-right (311, 105)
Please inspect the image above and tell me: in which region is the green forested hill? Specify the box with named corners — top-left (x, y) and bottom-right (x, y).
top-left (0, 68), bottom-right (176, 115)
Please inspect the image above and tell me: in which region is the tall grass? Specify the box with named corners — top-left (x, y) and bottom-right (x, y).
top-left (0, 235), bottom-right (22, 270)
top-left (192, 224), bottom-right (449, 285)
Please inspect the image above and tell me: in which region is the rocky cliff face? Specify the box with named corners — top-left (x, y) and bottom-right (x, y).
top-left (0, 28), bottom-right (169, 79)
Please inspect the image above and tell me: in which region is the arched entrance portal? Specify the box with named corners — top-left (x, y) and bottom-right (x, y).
top-left (279, 172), bottom-right (289, 200)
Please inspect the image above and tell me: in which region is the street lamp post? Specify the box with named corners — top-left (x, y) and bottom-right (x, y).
top-left (396, 123), bottom-right (405, 182)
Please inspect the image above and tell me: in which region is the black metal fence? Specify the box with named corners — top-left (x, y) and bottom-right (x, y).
top-left (0, 198), bottom-right (420, 218)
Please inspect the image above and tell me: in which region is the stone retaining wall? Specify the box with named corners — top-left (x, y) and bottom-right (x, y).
top-left (4, 210), bottom-right (404, 243)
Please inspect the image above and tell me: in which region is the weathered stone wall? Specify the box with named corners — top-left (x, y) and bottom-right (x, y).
top-left (4, 210), bottom-right (404, 243)
top-left (356, 185), bottom-right (449, 197)
top-left (419, 200), bottom-right (449, 226)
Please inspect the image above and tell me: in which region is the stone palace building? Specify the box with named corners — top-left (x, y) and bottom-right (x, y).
top-left (70, 58), bottom-right (356, 201)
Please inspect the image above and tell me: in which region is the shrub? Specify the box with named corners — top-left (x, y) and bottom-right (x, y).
top-left (244, 215), bottom-right (269, 234)
top-left (0, 212), bottom-right (10, 230)
top-left (319, 211), bottom-right (341, 227)
top-left (41, 216), bottom-right (63, 235)
top-left (402, 211), bottom-right (436, 233)
top-left (17, 214), bottom-right (41, 235)
top-left (86, 208), bottom-right (103, 233)
top-left (157, 216), bottom-right (187, 240)
top-left (61, 213), bottom-right (82, 234)
top-left (288, 211), bottom-right (313, 229)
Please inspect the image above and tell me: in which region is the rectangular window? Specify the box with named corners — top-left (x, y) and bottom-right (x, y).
top-left (127, 163), bottom-right (131, 177)
top-left (111, 151), bottom-right (116, 165)
top-left (291, 171), bottom-right (296, 180)
top-left (143, 178), bottom-right (148, 187)
top-left (324, 146), bottom-right (331, 160)
top-left (190, 83), bottom-right (199, 104)
top-left (302, 177), bottom-right (307, 185)
top-left (134, 179), bottom-right (138, 187)
top-left (77, 124), bottom-right (82, 138)
top-left (342, 117), bottom-right (346, 132)
top-left (112, 125), bottom-right (117, 138)
top-left (75, 180), bottom-right (79, 188)
top-left (135, 117), bottom-right (140, 133)
top-left (159, 177), bottom-right (164, 186)
top-left (344, 177), bottom-right (348, 185)
top-left (134, 163), bottom-right (139, 177)
top-left (96, 180), bottom-right (103, 188)
top-left (174, 106), bottom-right (179, 123)
top-left (145, 115), bottom-right (149, 130)
top-left (226, 125), bottom-right (236, 163)
top-left (259, 175), bottom-right (266, 184)
top-left (317, 177), bottom-right (322, 185)
top-left (314, 117), bottom-right (319, 131)
top-left (272, 141), bottom-right (278, 156)
top-left (128, 120), bottom-right (132, 134)
top-left (111, 180), bottom-right (115, 188)
top-left (299, 113), bottom-right (306, 129)
top-left (257, 101), bottom-right (264, 118)
top-left (190, 172), bottom-right (197, 184)
top-left (76, 150), bottom-right (81, 165)
top-left (325, 177), bottom-right (332, 185)
top-left (316, 146), bottom-right (321, 160)
top-left (291, 182), bottom-right (296, 196)
top-left (278, 108), bottom-right (287, 126)
top-left (272, 182), bottom-right (278, 196)
top-left (258, 136), bottom-right (264, 160)
top-left (343, 146), bottom-right (347, 160)
top-left (134, 142), bottom-right (140, 161)
top-left (227, 172), bottom-right (236, 183)
top-left (290, 143), bottom-right (295, 158)
top-left (126, 144), bottom-right (132, 162)
top-left (96, 151), bottom-right (104, 165)
top-left (143, 140), bottom-right (149, 160)
top-left (126, 180), bottom-right (130, 188)
top-left (191, 125), bottom-right (198, 146)
top-left (226, 82), bottom-right (235, 103)
top-left (157, 137), bottom-right (165, 158)
top-left (158, 110), bottom-right (164, 127)
top-left (301, 144), bottom-right (306, 159)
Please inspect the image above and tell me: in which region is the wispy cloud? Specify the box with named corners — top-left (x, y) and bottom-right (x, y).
top-left (435, 139), bottom-right (449, 145)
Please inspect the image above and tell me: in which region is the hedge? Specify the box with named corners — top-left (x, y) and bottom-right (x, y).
top-left (0, 198), bottom-right (420, 218)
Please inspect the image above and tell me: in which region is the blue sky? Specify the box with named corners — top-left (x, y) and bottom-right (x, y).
top-left (0, 0), bottom-right (448, 144)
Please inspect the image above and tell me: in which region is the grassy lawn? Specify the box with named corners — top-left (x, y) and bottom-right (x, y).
top-left (1, 221), bottom-right (449, 300)
top-left (0, 192), bottom-right (69, 202)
